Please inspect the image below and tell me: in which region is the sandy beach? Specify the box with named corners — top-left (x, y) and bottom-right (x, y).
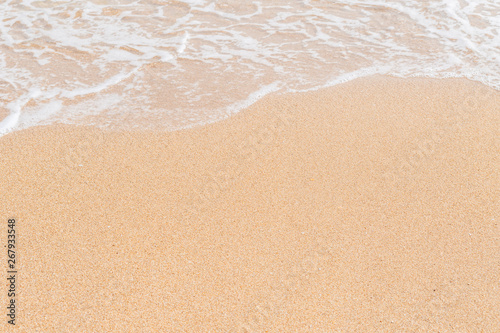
top-left (0, 76), bottom-right (499, 332)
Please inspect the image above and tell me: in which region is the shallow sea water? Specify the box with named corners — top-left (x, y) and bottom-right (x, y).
top-left (0, 0), bottom-right (499, 134)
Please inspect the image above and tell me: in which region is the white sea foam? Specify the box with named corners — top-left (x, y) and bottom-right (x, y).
top-left (0, 0), bottom-right (499, 135)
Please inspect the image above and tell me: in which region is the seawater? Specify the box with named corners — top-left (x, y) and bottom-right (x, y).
top-left (0, 0), bottom-right (499, 135)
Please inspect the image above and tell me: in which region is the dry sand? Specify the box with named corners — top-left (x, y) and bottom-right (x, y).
top-left (0, 76), bottom-right (499, 332)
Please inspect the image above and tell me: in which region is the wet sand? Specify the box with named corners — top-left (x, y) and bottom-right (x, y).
top-left (0, 76), bottom-right (499, 332)
top-left (0, 108), bottom-right (9, 124)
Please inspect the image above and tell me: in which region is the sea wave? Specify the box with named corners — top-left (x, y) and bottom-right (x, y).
top-left (0, 0), bottom-right (499, 135)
